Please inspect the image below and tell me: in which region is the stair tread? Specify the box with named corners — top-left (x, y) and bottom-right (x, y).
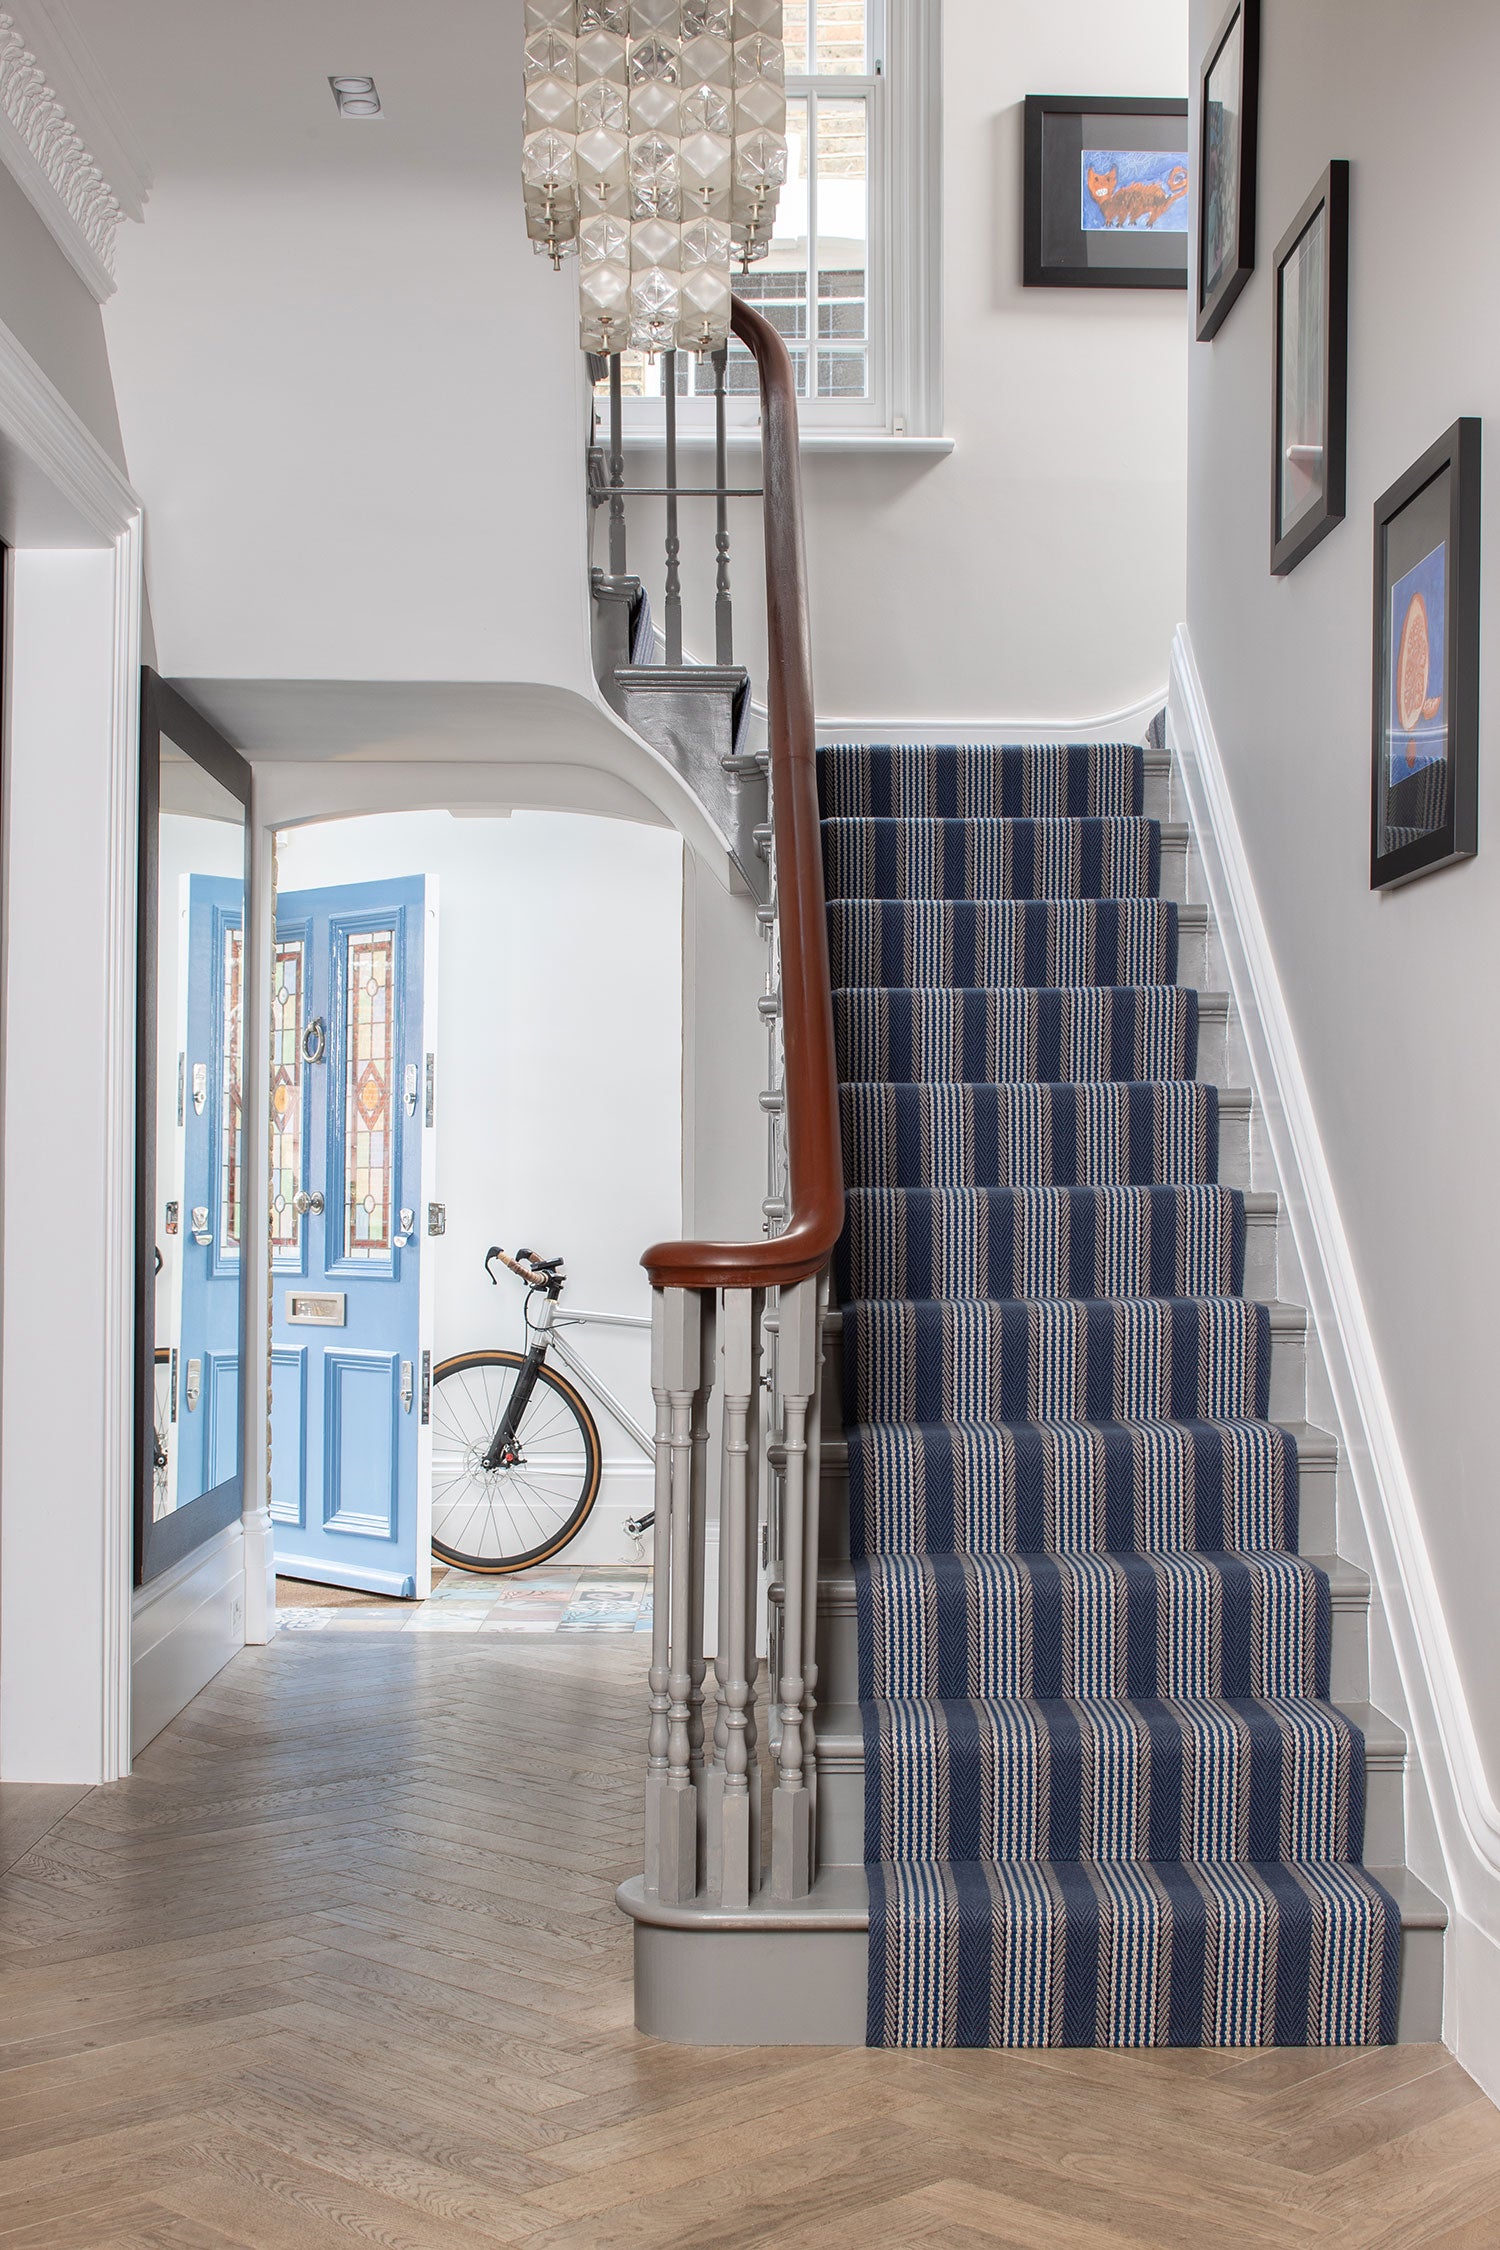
top-left (844, 1183), bottom-right (1276, 1213)
top-left (619, 1862), bottom-right (1444, 1934)
top-left (782, 1551), bottom-right (1369, 1603)
top-left (819, 1414), bottom-right (1337, 1465)
top-left (813, 1696), bottom-right (1406, 1763)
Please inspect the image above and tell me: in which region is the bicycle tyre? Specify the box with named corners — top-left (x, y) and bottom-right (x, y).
top-left (429, 1348), bottom-right (602, 1574)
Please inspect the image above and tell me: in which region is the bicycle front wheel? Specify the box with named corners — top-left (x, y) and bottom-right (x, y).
top-left (429, 1349), bottom-right (602, 1574)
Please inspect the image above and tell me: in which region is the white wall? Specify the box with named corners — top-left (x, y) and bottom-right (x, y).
top-left (74, 0), bottom-right (596, 698)
top-left (275, 808), bottom-right (684, 1562)
top-left (1183, 0), bottom-right (1500, 2084)
top-left (629, 0), bottom-right (1189, 726)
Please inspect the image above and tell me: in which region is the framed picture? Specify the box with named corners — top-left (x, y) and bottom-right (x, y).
top-left (1371, 419), bottom-right (1482, 890)
top-left (1196, 0), bottom-right (1260, 340)
top-left (1023, 95), bottom-right (1190, 290)
top-left (1271, 161), bottom-right (1349, 576)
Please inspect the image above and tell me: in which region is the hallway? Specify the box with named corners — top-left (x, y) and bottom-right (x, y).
top-left (2, 1637), bottom-right (1499, 2246)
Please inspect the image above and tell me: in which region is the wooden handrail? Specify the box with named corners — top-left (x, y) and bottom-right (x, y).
top-left (642, 296), bottom-right (844, 1292)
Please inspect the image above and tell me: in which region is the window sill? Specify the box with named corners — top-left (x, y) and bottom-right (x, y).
top-left (622, 428), bottom-right (955, 458)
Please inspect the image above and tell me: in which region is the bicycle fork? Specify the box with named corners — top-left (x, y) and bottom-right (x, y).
top-left (482, 1342), bottom-right (549, 1470)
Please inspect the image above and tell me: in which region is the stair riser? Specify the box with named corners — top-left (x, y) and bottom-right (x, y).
top-left (627, 1909), bottom-right (1442, 2044)
top-left (820, 1309), bottom-right (1308, 1426)
top-left (838, 1202), bottom-right (1278, 1303)
top-left (814, 1441), bottom-right (1336, 1561)
top-left (808, 1576), bottom-right (1369, 1710)
top-left (810, 1747), bottom-right (1404, 1871)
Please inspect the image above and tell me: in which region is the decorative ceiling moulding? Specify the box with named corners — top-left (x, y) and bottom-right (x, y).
top-left (0, 2), bottom-right (145, 301)
top-left (522, 0), bottom-right (788, 358)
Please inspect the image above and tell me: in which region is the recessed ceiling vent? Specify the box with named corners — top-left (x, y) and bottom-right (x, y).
top-left (329, 75), bottom-right (382, 119)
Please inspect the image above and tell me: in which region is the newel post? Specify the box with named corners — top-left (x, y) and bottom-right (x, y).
top-left (650, 1285), bottom-right (705, 1904)
top-left (771, 1272), bottom-right (821, 1900)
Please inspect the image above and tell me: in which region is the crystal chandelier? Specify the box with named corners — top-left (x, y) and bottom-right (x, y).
top-left (521, 2), bottom-right (788, 357)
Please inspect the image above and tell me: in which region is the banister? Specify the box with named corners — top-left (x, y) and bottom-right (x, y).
top-left (642, 296), bottom-right (844, 1293)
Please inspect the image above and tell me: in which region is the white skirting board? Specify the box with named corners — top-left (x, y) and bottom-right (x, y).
top-left (1170, 623), bottom-right (1500, 2097)
top-left (131, 1522), bottom-right (245, 1758)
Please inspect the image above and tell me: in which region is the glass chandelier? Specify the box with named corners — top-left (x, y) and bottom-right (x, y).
top-left (521, 2), bottom-right (787, 357)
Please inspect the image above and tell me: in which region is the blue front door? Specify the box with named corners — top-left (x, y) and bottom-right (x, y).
top-left (271, 877), bottom-right (430, 1595)
top-left (177, 875), bottom-right (244, 1504)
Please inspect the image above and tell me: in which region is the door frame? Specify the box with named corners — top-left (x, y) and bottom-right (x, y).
top-left (135, 671), bottom-right (253, 1584)
top-left (0, 313), bottom-right (142, 1782)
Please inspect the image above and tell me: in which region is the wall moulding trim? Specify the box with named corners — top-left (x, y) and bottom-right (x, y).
top-left (1168, 623), bottom-right (1500, 2017)
top-left (0, 6), bottom-right (131, 301)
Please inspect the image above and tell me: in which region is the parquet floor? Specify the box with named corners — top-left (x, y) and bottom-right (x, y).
top-left (2, 1634), bottom-right (1499, 2249)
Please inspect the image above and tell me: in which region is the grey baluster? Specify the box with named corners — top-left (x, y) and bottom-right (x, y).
top-left (608, 353), bottom-right (627, 578)
top-left (663, 351), bottom-right (682, 665)
top-left (771, 1274), bottom-right (818, 1900)
top-left (713, 344), bottom-right (733, 663)
top-left (644, 1293), bottom-right (674, 1895)
top-left (714, 1286), bottom-right (763, 1908)
top-left (801, 1269), bottom-right (830, 1852)
top-left (687, 1288), bottom-right (714, 1815)
top-left (657, 1286), bottom-right (703, 1904)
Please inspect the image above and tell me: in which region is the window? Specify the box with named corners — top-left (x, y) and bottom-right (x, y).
top-left (616, 0), bottom-right (939, 439)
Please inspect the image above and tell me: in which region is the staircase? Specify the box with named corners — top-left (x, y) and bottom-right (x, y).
top-left (622, 734), bottom-right (1445, 2049)
top-left (609, 299), bottom-right (1443, 2049)
top-left (813, 735), bottom-right (1441, 2048)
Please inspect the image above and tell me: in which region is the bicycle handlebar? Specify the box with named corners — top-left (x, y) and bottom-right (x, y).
top-left (485, 1245), bottom-right (566, 1290)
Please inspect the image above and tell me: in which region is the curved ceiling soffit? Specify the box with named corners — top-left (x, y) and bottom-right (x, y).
top-left (0, 0), bottom-right (147, 300)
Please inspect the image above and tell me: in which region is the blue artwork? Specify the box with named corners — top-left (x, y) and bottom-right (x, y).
top-left (1081, 149), bottom-right (1190, 233)
top-left (1388, 540), bottom-right (1447, 784)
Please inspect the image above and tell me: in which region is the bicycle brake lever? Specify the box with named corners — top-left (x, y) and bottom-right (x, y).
top-left (485, 1246), bottom-right (503, 1286)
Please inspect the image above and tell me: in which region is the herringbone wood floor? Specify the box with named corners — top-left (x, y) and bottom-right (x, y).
top-left (2, 1634), bottom-right (1498, 2248)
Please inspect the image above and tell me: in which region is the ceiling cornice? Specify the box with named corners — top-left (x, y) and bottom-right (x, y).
top-left (0, 2), bottom-right (148, 302)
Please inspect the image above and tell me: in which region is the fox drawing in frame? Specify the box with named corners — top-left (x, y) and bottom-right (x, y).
top-left (1085, 160), bottom-right (1189, 229)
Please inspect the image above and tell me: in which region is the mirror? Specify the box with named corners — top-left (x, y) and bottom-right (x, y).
top-left (136, 673), bottom-right (252, 1584)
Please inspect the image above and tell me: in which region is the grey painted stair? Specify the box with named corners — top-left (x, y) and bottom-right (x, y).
top-left (619, 1861), bottom-right (1445, 2046)
top-left (778, 1550), bottom-right (1378, 1725)
top-left (808, 1697), bottom-right (1411, 1871)
top-left (819, 1295), bottom-right (1311, 1425)
top-left (813, 1417), bottom-right (1340, 1560)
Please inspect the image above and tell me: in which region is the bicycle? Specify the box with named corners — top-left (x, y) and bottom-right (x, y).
top-left (429, 1246), bottom-right (654, 1575)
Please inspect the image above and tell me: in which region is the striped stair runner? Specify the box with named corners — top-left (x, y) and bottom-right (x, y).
top-left (821, 740), bottom-right (1400, 2049)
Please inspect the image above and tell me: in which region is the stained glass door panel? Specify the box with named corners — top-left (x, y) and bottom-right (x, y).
top-left (270, 877), bottom-right (434, 1597)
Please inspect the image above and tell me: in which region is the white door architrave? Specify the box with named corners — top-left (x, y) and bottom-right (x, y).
top-left (0, 312), bottom-right (143, 1783)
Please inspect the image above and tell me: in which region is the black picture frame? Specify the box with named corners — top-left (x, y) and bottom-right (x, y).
top-left (136, 669), bottom-right (254, 1585)
top-left (1370, 420), bottom-right (1482, 891)
top-left (1023, 95), bottom-right (1190, 291)
top-left (1196, 0), bottom-right (1260, 340)
top-left (1271, 161), bottom-right (1350, 576)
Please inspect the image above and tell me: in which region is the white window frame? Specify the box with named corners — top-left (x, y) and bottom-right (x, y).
top-left (620, 0), bottom-right (942, 444)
